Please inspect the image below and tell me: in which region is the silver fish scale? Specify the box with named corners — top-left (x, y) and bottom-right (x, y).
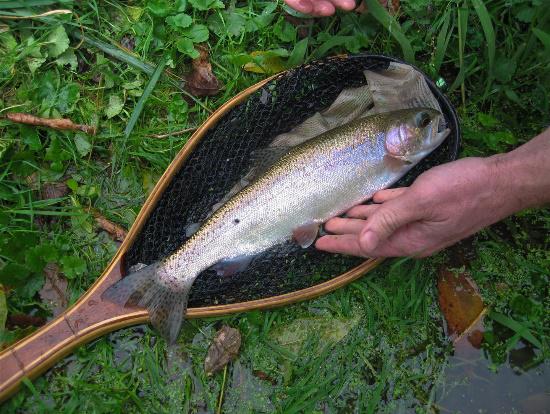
top-left (160, 111), bottom-right (423, 287)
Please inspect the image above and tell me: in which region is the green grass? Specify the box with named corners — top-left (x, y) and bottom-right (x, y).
top-left (1, 0), bottom-right (549, 412)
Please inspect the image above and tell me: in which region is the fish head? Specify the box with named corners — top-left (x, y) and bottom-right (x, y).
top-left (384, 108), bottom-right (445, 164)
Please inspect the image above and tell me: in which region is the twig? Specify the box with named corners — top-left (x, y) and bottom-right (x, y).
top-left (146, 127), bottom-right (197, 139)
top-left (88, 208), bottom-right (127, 241)
top-left (2, 113), bottom-right (96, 135)
top-left (216, 365), bottom-right (228, 414)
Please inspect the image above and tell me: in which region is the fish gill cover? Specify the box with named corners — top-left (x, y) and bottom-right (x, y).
top-left (124, 54), bottom-right (460, 307)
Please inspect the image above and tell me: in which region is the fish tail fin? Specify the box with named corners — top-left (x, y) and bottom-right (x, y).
top-left (102, 261), bottom-right (190, 344)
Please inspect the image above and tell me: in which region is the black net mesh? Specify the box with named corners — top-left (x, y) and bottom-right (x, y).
top-left (124, 54), bottom-right (461, 307)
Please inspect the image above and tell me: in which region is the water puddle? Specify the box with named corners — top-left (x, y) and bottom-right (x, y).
top-left (434, 269), bottom-right (549, 413)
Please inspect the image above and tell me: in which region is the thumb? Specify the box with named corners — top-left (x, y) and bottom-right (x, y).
top-left (359, 195), bottom-right (421, 252)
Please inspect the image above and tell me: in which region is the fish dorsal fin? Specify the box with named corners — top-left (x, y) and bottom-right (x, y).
top-left (248, 146), bottom-right (292, 179)
top-left (293, 222), bottom-right (320, 248)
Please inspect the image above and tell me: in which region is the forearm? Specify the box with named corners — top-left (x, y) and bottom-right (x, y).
top-left (487, 128), bottom-right (550, 215)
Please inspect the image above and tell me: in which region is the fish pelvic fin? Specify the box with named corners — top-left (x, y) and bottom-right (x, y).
top-left (101, 261), bottom-right (192, 344)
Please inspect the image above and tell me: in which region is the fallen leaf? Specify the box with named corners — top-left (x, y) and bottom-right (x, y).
top-left (284, 14), bottom-right (314, 39)
top-left (204, 325), bottom-right (241, 375)
top-left (39, 263), bottom-right (68, 318)
top-left (3, 113), bottom-right (96, 135)
top-left (253, 370), bottom-right (277, 385)
top-left (271, 313), bottom-right (360, 354)
top-left (42, 182), bottom-right (69, 200)
top-left (90, 209), bottom-right (127, 242)
top-left (6, 313), bottom-right (46, 329)
top-left (120, 34), bottom-right (136, 52)
top-left (243, 51), bottom-right (286, 75)
top-left (437, 269), bottom-right (485, 344)
top-left (185, 44), bottom-right (221, 97)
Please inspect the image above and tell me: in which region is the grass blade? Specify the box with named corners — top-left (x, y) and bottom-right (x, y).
top-left (124, 55), bottom-right (168, 139)
top-left (71, 31), bottom-right (156, 76)
top-left (0, 0), bottom-right (58, 8)
top-left (457, 3), bottom-right (469, 106)
top-left (434, 9), bottom-right (452, 74)
top-left (470, 0), bottom-right (495, 96)
top-left (489, 311), bottom-right (543, 349)
top-left (363, 0), bottom-right (415, 64)
top-left (288, 38), bottom-right (308, 68)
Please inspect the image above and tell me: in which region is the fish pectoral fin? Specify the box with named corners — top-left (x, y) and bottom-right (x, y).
top-left (212, 254), bottom-right (255, 277)
top-left (293, 222), bottom-right (320, 248)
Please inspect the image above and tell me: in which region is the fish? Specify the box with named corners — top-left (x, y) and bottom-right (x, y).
top-left (103, 107), bottom-right (448, 343)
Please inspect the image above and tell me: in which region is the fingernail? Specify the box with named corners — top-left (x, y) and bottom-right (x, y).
top-left (362, 231), bottom-right (379, 251)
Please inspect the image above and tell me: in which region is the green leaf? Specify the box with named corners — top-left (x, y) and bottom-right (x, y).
top-left (489, 311), bottom-right (542, 349)
top-left (21, 126), bottom-right (41, 150)
top-left (476, 112), bottom-right (499, 128)
top-left (105, 95), bottom-right (124, 119)
top-left (124, 55), bottom-right (168, 139)
top-left (19, 274), bottom-right (44, 299)
top-left (288, 38), bottom-right (308, 68)
top-left (60, 255), bottom-right (87, 279)
top-left (27, 57), bottom-right (46, 74)
top-left (494, 56), bottom-right (516, 84)
top-left (532, 28), bottom-right (550, 49)
top-left (74, 133), bottom-right (92, 157)
top-left (147, 0), bottom-right (172, 16)
top-left (184, 24), bottom-right (209, 43)
top-left (363, 0), bottom-right (415, 64)
top-left (188, 0), bottom-right (224, 11)
top-left (0, 263), bottom-right (31, 286)
top-left (470, 0), bottom-right (495, 79)
top-left (274, 18), bottom-right (297, 43)
top-left (46, 25), bottom-right (70, 58)
top-left (176, 38), bottom-right (199, 58)
top-left (45, 136), bottom-right (70, 163)
top-left (55, 48), bottom-right (77, 71)
top-left (515, 7), bottom-right (535, 23)
top-left (56, 83), bottom-right (80, 114)
top-left (166, 13), bottom-right (192, 29)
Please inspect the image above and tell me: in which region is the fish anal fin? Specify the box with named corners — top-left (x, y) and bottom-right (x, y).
top-left (212, 255), bottom-right (255, 277)
top-left (293, 222), bottom-right (320, 248)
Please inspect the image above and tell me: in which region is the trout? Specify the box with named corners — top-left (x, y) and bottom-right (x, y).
top-left (103, 108), bottom-right (448, 343)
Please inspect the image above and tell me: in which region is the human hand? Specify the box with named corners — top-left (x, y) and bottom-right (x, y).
top-left (284, 0), bottom-right (357, 16)
top-left (316, 157), bottom-right (516, 258)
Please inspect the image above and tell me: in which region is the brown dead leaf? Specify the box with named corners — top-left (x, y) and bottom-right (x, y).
top-left (90, 209), bottom-right (127, 242)
top-left (438, 269), bottom-right (485, 343)
top-left (39, 263), bottom-right (68, 318)
top-left (3, 113), bottom-right (96, 135)
top-left (284, 14), bottom-right (314, 39)
top-left (42, 182), bottom-right (69, 200)
top-left (185, 44), bottom-right (221, 97)
top-left (204, 325), bottom-right (241, 375)
top-left (6, 314), bottom-right (46, 329)
top-left (253, 370), bottom-right (277, 385)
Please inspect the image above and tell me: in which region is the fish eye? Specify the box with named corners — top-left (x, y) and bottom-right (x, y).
top-left (415, 112), bottom-right (431, 128)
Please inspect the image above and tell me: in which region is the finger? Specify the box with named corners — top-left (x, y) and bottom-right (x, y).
top-left (315, 234), bottom-right (366, 257)
top-left (372, 187), bottom-right (408, 203)
top-left (346, 204), bottom-right (380, 219)
top-left (284, 0), bottom-right (314, 14)
top-left (324, 217), bottom-right (366, 235)
top-left (329, 0), bottom-right (357, 10)
top-left (311, 0), bottom-right (336, 16)
top-left (359, 196), bottom-right (424, 253)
